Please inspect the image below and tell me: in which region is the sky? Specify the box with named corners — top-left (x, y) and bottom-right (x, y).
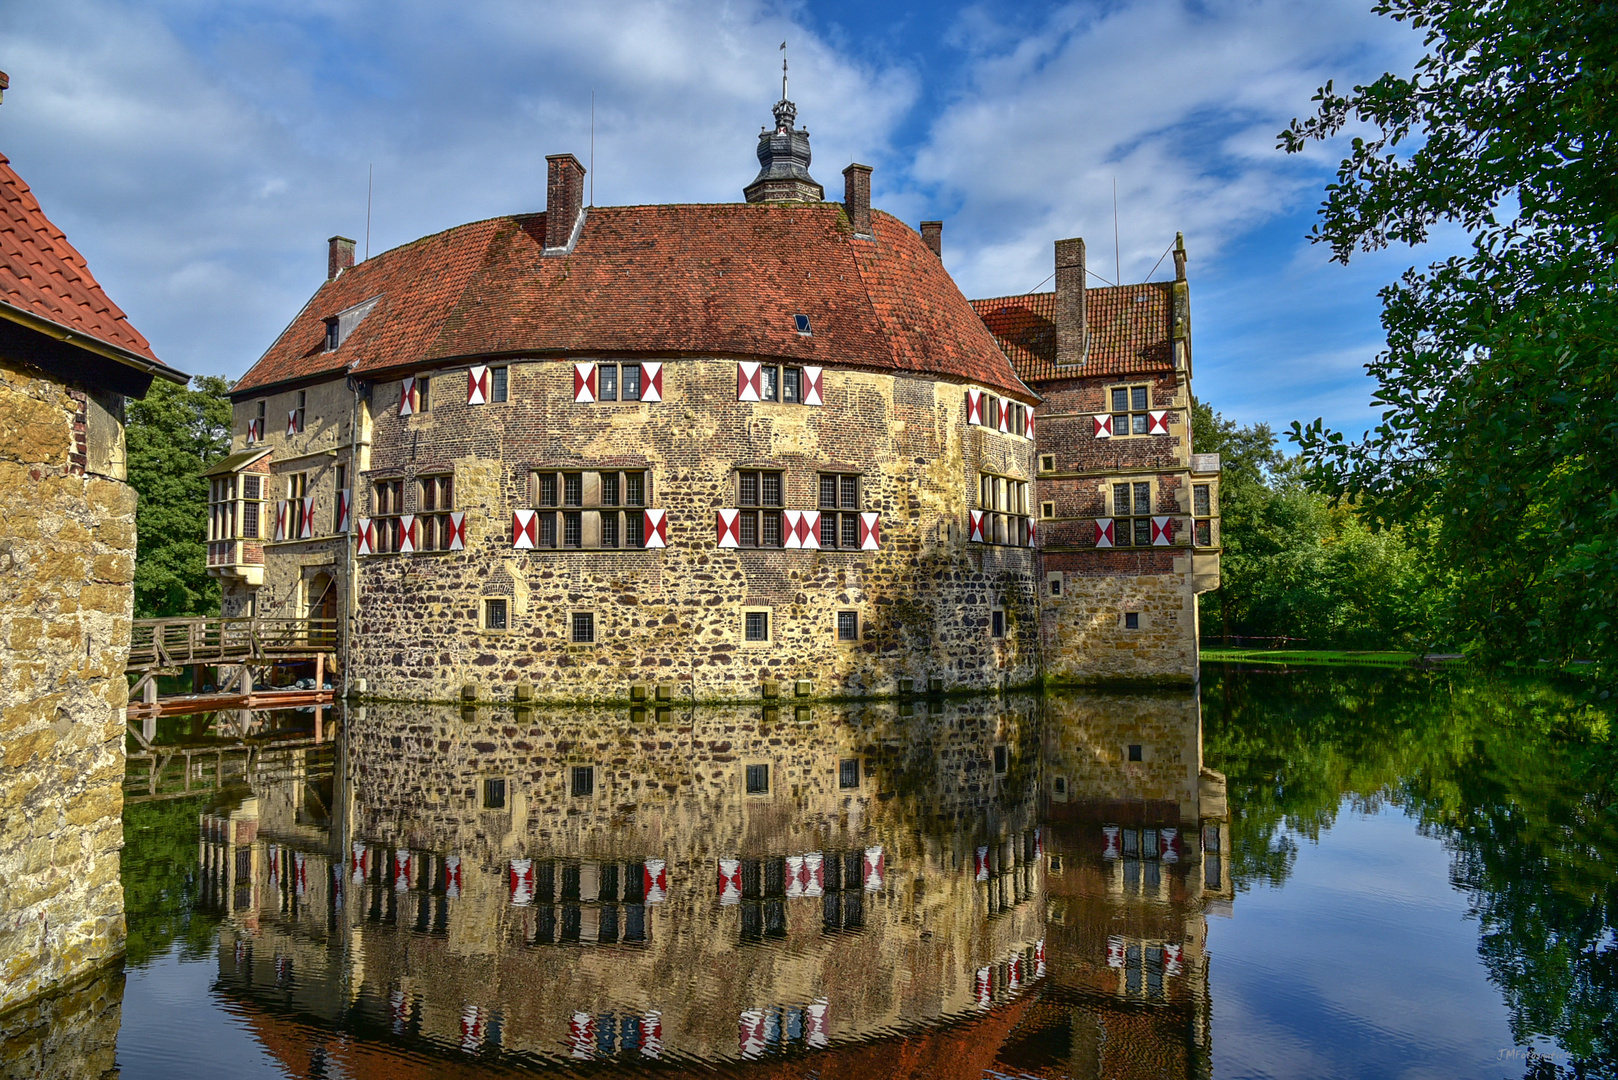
top-left (0, 0), bottom-right (1449, 439)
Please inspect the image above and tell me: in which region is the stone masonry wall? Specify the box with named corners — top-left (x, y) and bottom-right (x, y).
top-left (350, 359), bottom-right (1040, 703)
top-left (0, 357), bottom-right (131, 1015)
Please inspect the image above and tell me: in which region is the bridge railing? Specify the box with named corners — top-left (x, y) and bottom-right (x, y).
top-left (127, 616), bottom-right (338, 669)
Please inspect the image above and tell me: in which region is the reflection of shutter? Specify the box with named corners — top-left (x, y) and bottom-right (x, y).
top-left (350, 841), bottom-right (369, 883)
top-left (976, 967), bottom-right (992, 1009)
top-left (509, 859), bottom-right (534, 905)
top-left (863, 845), bottom-right (884, 890)
top-left (1035, 939), bottom-right (1047, 979)
top-left (641, 1012), bottom-right (663, 1058)
top-left (569, 1013), bottom-right (595, 1060)
top-left (467, 365), bottom-right (488, 405)
top-left (445, 511), bottom-right (467, 550)
top-left (716, 509), bottom-right (741, 548)
top-left (975, 845), bottom-right (990, 881)
top-left (394, 851), bottom-right (413, 892)
top-left (785, 855), bottom-right (805, 898)
top-left (400, 377), bottom-right (417, 416)
top-left (1152, 516), bottom-right (1173, 545)
top-left (573, 363), bottom-right (596, 403)
top-left (1093, 414), bottom-right (1112, 438)
top-left (739, 1010), bottom-right (765, 1060)
top-left (802, 366), bottom-right (823, 405)
top-left (1165, 943), bottom-right (1184, 977)
top-left (512, 509), bottom-right (538, 549)
top-left (355, 518), bottom-right (374, 556)
top-left (398, 514), bottom-right (417, 554)
top-left (1148, 409), bottom-right (1170, 434)
top-left (966, 388), bottom-right (983, 425)
top-left (1095, 519), bottom-right (1115, 548)
top-left (643, 859), bottom-right (668, 903)
top-left (1107, 935), bottom-right (1126, 968)
top-left (718, 858), bottom-right (741, 904)
top-left (1008, 953), bottom-right (1022, 991)
top-left (968, 510), bottom-right (985, 543)
top-left (643, 509), bottom-right (668, 547)
top-left (1161, 827), bottom-right (1180, 863)
top-left (859, 512), bottom-right (880, 550)
top-left (641, 361), bottom-right (663, 402)
top-left (804, 852), bottom-right (824, 897)
top-left (806, 1000), bottom-right (829, 1049)
top-left (737, 361), bottom-right (762, 401)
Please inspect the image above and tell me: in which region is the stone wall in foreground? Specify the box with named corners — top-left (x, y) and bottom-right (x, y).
top-left (0, 357), bottom-right (132, 1015)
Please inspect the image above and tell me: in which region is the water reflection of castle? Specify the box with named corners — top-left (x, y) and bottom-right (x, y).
top-left (197, 690), bottom-right (1228, 1076)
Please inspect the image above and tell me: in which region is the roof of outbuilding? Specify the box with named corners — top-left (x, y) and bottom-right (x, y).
top-left (234, 203), bottom-right (1034, 401)
top-left (0, 151), bottom-right (172, 370)
top-left (969, 282), bottom-right (1175, 384)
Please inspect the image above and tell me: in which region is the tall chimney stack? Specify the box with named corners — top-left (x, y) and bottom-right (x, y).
top-left (545, 153), bottom-right (586, 252)
top-left (920, 221), bottom-right (942, 258)
top-left (843, 164), bottom-right (872, 238)
top-left (327, 235), bottom-right (355, 281)
top-left (1055, 237), bottom-right (1087, 367)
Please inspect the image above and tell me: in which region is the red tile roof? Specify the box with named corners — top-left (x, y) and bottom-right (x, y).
top-left (0, 151), bottom-right (166, 367)
top-left (235, 204), bottom-right (1034, 402)
top-left (969, 283), bottom-right (1174, 384)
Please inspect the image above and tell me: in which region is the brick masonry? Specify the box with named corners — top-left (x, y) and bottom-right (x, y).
top-left (0, 357), bottom-right (131, 1016)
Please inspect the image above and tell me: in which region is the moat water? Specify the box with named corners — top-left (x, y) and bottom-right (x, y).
top-left (3, 665), bottom-right (1615, 1080)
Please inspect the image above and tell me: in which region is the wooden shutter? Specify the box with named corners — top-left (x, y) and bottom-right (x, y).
top-left (1094, 519), bottom-right (1115, 548)
top-left (399, 376), bottom-right (417, 416)
top-left (716, 509), bottom-right (741, 548)
top-left (573, 363), bottom-right (597, 403)
top-left (1148, 409), bottom-right (1170, 434)
top-left (397, 514), bottom-right (417, 554)
top-left (1152, 516), bottom-right (1174, 545)
top-left (802, 366), bottom-right (824, 406)
top-left (966, 388), bottom-right (983, 425)
top-left (737, 361), bottom-right (762, 401)
top-left (512, 509), bottom-right (538, 549)
top-left (355, 518), bottom-right (374, 556)
top-left (641, 362), bottom-right (663, 402)
top-left (467, 365), bottom-right (489, 406)
top-left (643, 508), bottom-right (668, 548)
top-left (859, 512), bottom-right (880, 550)
top-left (445, 511), bottom-right (467, 550)
top-left (1093, 414), bottom-right (1112, 438)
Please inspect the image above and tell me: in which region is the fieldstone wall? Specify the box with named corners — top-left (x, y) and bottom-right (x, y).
top-left (344, 359), bottom-right (1039, 703)
top-left (0, 357), bottom-right (132, 1015)
top-left (0, 965), bottom-right (123, 1080)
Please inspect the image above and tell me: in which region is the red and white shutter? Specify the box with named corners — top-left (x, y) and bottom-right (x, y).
top-left (643, 508), bottom-right (668, 548)
top-left (785, 855), bottom-right (805, 899)
top-left (444, 511), bottom-right (467, 551)
top-left (802, 366), bottom-right (824, 406)
top-left (1164, 943), bottom-right (1184, 977)
top-left (718, 857), bottom-right (742, 905)
top-left (1027, 518), bottom-right (1037, 548)
top-left (644, 858), bottom-right (668, 904)
top-left (1106, 935), bottom-right (1126, 968)
top-left (1161, 827), bottom-right (1180, 863)
top-left (806, 999), bottom-right (829, 1048)
top-left (512, 509), bottom-right (538, 549)
top-left (640, 1012), bottom-right (663, 1059)
top-left (287, 410), bottom-right (300, 437)
top-left (573, 362), bottom-right (597, 403)
top-left (737, 361), bottom-right (762, 402)
top-left (1102, 824), bottom-right (1121, 859)
top-left (355, 518), bottom-right (375, 556)
top-left (859, 512), bottom-right (880, 550)
top-left (509, 858), bottom-right (534, 905)
top-left (1093, 414), bottom-right (1112, 439)
top-left (568, 1012), bottom-right (596, 1060)
top-left (246, 417), bottom-right (261, 444)
top-left (974, 845), bottom-right (990, 882)
top-left (275, 500), bottom-right (290, 542)
top-left (998, 399), bottom-right (1011, 434)
top-left (1148, 409), bottom-right (1170, 434)
top-left (975, 967), bottom-right (993, 1009)
top-left (444, 855), bottom-right (463, 898)
top-left (966, 388), bottom-right (984, 425)
top-left (862, 845), bottom-right (884, 891)
top-left (1152, 516), bottom-right (1174, 545)
top-left (739, 1009), bottom-right (766, 1059)
top-left (716, 509), bottom-right (741, 548)
top-left (400, 376), bottom-right (417, 417)
top-left (467, 365), bottom-right (489, 406)
top-left (1095, 519), bottom-right (1115, 548)
top-left (338, 489), bottom-right (352, 533)
top-left (1025, 411), bottom-right (1036, 439)
top-left (968, 510), bottom-right (985, 543)
top-left (804, 852), bottom-right (824, 897)
top-left (641, 362), bottom-right (663, 402)
top-left (301, 496), bottom-right (317, 539)
top-left (397, 514), bottom-right (417, 554)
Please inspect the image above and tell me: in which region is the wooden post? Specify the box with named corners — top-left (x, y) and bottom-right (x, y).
top-left (315, 653), bottom-right (324, 691)
top-left (141, 679), bottom-right (158, 743)
top-left (314, 703), bottom-right (324, 743)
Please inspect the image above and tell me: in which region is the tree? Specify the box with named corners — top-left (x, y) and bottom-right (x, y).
top-left (1282, 0), bottom-right (1618, 674)
top-left (126, 375), bottom-right (233, 618)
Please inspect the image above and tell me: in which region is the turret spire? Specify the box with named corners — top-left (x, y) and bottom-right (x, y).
top-left (743, 55), bottom-right (823, 203)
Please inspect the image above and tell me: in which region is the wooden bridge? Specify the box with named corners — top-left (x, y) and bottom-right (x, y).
top-left (126, 615), bottom-right (339, 730)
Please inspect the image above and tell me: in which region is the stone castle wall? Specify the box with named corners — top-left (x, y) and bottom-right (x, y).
top-left (342, 358), bottom-right (1039, 703)
top-left (0, 358), bottom-right (132, 1015)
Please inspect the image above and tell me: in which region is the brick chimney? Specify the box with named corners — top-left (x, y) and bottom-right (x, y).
top-left (1055, 237), bottom-right (1087, 367)
top-left (0, 71), bottom-right (9, 107)
top-left (920, 221), bottom-right (942, 258)
top-left (327, 235), bottom-right (355, 281)
top-left (545, 154), bottom-right (586, 251)
top-left (843, 164), bottom-right (872, 238)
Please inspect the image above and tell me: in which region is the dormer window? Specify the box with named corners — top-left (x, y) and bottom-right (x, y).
top-left (324, 294), bottom-right (382, 353)
top-left (793, 313), bottom-right (811, 336)
top-left (324, 318), bottom-right (340, 352)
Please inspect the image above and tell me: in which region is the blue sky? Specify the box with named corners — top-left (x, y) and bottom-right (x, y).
top-left (0, 0), bottom-right (1445, 438)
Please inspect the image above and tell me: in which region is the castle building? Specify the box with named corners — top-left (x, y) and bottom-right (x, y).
top-left (217, 97), bottom-right (1218, 703)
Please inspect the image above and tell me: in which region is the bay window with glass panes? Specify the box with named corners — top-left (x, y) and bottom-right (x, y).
top-left (1193, 482), bottom-right (1216, 547)
top-left (530, 469), bottom-right (648, 549)
top-left (207, 472), bottom-right (266, 571)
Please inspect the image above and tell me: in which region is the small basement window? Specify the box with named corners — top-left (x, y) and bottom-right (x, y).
top-left (793, 314), bottom-right (812, 335)
top-left (572, 612), bottom-right (596, 643)
top-left (837, 610), bottom-right (859, 642)
top-left (1125, 612), bottom-right (1140, 630)
top-left (744, 610), bottom-right (770, 642)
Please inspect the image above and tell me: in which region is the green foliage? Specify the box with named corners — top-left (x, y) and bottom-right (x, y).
top-left (126, 376), bottom-right (232, 618)
top-left (121, 794), bottom-right (222, 966)
top-left (1282, 0), bottom-right (1618, 677)
top-left (1203, 666), bottom-right (1618, 1071)
top-left (1193, 399), bottom-right (1437, 647)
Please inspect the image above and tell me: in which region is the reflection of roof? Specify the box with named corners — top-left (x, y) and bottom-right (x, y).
top-left (969, 284), bottom-right (1175, 383)
top-left (201, 448), bottom-right (272, 477)
top-left (226, 982), bottom-right (1037, 1080)
top-left (0, 152), bottom-right (180, 377)
top-left (234, 204), bottom-right (1034, 402)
